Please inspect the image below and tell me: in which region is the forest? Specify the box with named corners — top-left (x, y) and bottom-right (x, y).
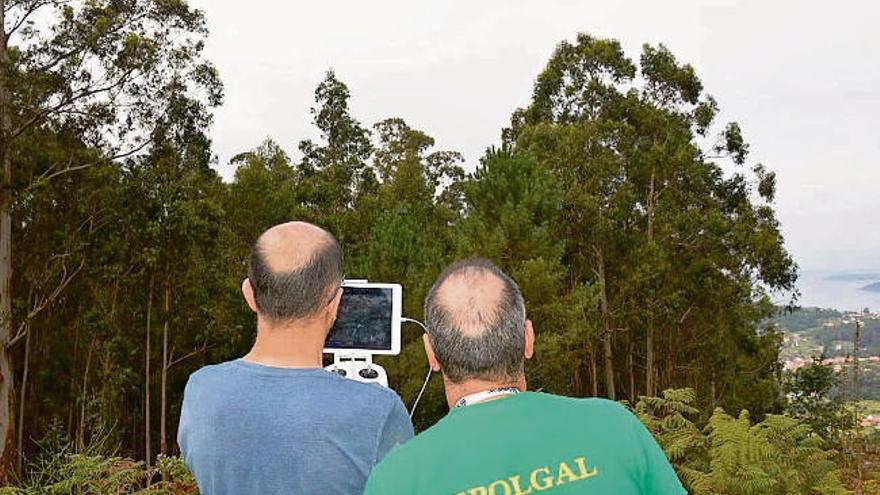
top-left (1, 1), bottom-right (877, 493)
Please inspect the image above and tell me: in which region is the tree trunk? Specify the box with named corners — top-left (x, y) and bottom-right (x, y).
top-left (15, 324), bottom-right (29, 475)
top-left (596, 251), bottom-right (615, 400)
top-left (160, 283), bottom-right (170, 456)
top-left (603, 338), bottom-right (614, 399)
top-left (68, 324), bottom-right (79, 444)
top-left (710, 371), bottom-right (716, 409)
top-left (645, 168), bottom-right (656, 397)
top-left (646, 322), bottom-right (655, 396)
top-left (144, 275), bottom-right (154, 467)
top-left (589, 345), bottom-right (598, 397)
top-left (853, 319), bottom-right (861, 402)
top-left (78, 339), bottom-right (95, 451)
top-left (627, 335), bottom-right (635, 403)
top-left (0, 0), bottom-right (18, 478)
top-left (647, 168), bottom-right (656, 240)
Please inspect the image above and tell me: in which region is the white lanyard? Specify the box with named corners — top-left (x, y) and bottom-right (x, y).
top-left (454, 387), bottom-right (521, 408)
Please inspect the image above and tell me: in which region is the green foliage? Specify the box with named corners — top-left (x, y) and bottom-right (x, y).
top-left (633, 389), bottom-right (851, 495)
top-left (455, 148), bottom-right (596, 395)
top-left (7, 389), bottom-right (860, 494)
top-left (506, 33), bottom-right (797, 412)
top-left (2, 455), bottom-right (143, 494)
top-left (148, 455), bottom-right (198, 494)
top-left (772, 307), bottom-right (842, 333)
top-left (784, 359), bottom-right (855, 442)
top-left (704, 411), bottom-right (848, 495)
top-left (2, 454), bottom-right (196, 494)
top-left (2, 423), bottom-right (195, 494)
top-left (632, 388), bottom-right (705, 465)
top-left (12, 24), bottom-right (864, 491)
top-left (6, 0), bottom-right (222, 155)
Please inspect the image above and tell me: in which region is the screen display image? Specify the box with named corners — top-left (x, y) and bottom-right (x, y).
top-left (325, 287), bottom-right (393, 351)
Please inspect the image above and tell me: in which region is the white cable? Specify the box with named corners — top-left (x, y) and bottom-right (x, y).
top-left (401, 317), bottom-right (426, 332)
top-left (409, 368), bottom-right (432, 419)
top-left (401, 317), bottom-right (433, 418)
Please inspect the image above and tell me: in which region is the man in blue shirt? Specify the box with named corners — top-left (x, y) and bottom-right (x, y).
top-left (178, 221), bottom-right (413, 495)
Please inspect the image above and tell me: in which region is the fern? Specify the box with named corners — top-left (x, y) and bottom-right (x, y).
top-left (631, 388), bottom-right (851, 495)
top-left (10, 453), bottom-right (197, 494)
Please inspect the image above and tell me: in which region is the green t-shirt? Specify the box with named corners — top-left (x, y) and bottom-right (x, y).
top-left (364, 392), bottom-right (686, 495)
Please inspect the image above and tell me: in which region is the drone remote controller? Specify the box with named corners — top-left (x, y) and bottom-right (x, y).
top-left (323, 280), bottom-right (401, 388)
top-left (325, 355), bottom-right (388, 387)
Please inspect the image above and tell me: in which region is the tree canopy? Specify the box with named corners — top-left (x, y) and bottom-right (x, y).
top-left (5, 9), bottom-right (874, 491)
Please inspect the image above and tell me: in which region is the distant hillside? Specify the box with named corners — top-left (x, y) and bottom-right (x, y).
top-left (826, 273), bottom-right (880, 282)
top-left (771, 306), bottom-right (880, 400)
top-left (862, 282), bottom-right (880, 293)
top-left (771, 307), bottom-right (841, 334)
top-left (772, 307), bottom-right (880, 359)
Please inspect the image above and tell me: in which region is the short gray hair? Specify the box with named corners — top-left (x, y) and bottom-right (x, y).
top-left (424, 258), bottom-right (526, 383)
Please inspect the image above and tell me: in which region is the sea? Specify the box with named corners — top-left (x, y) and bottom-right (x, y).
top-left (781, 270), bottom-right (880, 312)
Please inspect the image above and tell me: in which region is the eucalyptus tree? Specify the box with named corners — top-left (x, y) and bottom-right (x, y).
top-left (351, 117), bottom-right (465, 429)
top-left (296, 70), bottom-right (373, 237)
top-left (10, 127), bottom-right (122, 471)
top-left (507, 34), bottom-right (796, 409)
top-left (215, 139), bottom-right (300, 365)
top-left (0, 0), bottom-right (220, 474)
top-left (124, 82), bottom-right (227, 464)
top-left (454, 148), bottom-right (596, 396)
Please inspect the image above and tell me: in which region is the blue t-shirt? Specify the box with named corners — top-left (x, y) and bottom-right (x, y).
top-left (178, 359), bottom-right (414, 495)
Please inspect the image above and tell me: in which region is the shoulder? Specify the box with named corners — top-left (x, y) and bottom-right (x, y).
top-left (574, 396), bottom-right (633, 415)
top-left (527, 392), bottom-right (631, 413)
top-left (352, 379), bottom-right (406, 404)
top-left (322, 378), bottom-right (410, 435)
top-left (185, 361), bottom-right (237, 388)
top-left (179, 362), bottom-right (241, 411)
top-left (338, 378), bottom-right (408, 414)
top-left (369, 424), bottom-right (421, 476)
top-left (524, 393), bottom-right (640, 428)
top-left (370, 406), bottom-right (450, 472)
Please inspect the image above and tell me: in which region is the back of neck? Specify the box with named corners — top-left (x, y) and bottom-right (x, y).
top-left (444, 374), bottom-right (527, 408)
top-left (243, 317), bottom-right (326, 369)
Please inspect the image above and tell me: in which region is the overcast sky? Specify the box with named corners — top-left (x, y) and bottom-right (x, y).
top-left (189, 0), bottom-right (879, 274)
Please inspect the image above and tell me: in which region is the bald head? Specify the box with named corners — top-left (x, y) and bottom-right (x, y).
top-left (257, 222), bottom-right (334, 272)
top-left (424, 258), bottom-right (526, 383)
top-left (248, 222), bottom-right (343, 322)
top-left (433, 267), bottom-right (507, 337)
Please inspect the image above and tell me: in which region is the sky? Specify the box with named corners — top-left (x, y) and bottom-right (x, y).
top-left (189, 0), bottom-right (879, 274)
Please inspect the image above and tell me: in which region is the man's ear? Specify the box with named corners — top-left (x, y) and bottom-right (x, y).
top-left (325, 287), bottom-right (343, 326)
top-left (242, 279), bottom-right (258, 313)
top-left (423, 334), bottom-right (442, 372)
top-left (524, 319), bottom-right (535, 360)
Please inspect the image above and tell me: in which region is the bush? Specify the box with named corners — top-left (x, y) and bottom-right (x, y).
top-left (632, 388), bottom-right (850, 495)
top-left (8, 389), bottom-right (868, 494)
top-left (784, 358), bottom-right (855, 442)
top-left (3, 453), bottom-right (197, 495)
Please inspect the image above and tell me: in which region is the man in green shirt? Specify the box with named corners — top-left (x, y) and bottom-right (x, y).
top-left (364, 258), bottom-right (686, 495)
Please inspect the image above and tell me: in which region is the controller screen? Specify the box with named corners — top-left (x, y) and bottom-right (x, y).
top-left (325, 287), bottom-right (393, 350)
